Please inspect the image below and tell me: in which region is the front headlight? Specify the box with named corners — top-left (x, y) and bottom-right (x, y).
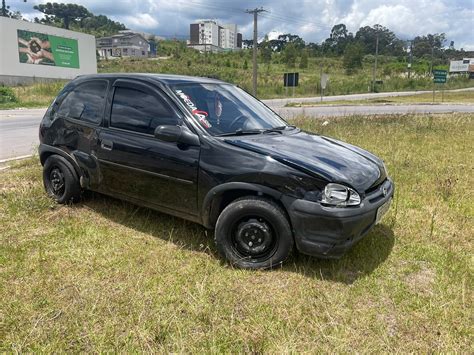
top-left (321, 183), bottom-right (361, 207)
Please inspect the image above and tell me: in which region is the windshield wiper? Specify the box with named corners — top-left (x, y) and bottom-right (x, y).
top-left (217, 125), bottom-right (297, 137)
top-left (216, 129), bottom-right (264, 137)
top-left (262, 125), bottom-right (297, 134)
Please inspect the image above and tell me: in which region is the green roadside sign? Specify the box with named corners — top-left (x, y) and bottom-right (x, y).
top-left (433, 69), bottom-right (447, 76)
top-left (433, 69), bottom-right (447, 84)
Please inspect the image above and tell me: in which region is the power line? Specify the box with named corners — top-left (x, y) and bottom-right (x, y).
top-left (263, 12), bottom-right (331, 28)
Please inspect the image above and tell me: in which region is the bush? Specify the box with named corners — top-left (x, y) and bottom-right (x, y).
top-left (0, 87), bottom-right (17, 103)
top-left (343, 43), bottom-right (364, 74)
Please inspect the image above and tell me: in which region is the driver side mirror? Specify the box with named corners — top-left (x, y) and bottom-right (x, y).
top-left (154, 125), bottom-right (200, 146)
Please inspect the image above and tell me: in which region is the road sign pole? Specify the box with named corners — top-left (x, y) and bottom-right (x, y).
top-left (320, 63), bottom-right (323, 102)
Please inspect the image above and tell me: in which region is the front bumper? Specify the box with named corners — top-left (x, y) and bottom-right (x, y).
top-left (285, 179), bottom-right (394, 258)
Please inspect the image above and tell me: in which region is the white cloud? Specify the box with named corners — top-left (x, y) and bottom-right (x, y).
top-left (118, 13), bottom-right (159, 30)
top-left (8, 0), bottom-right (474, 49)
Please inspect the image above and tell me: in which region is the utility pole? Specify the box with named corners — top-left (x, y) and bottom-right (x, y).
top-left (372, 32), bottom-right (379, 92)
top-left (320, 62), bottom-right (323, 102)
top-left (407, 40), bottom-right (413, 79)
top-left (246, 7), bottom-right (266, 96)
top-left (430, 45), bottom-right (434, 74)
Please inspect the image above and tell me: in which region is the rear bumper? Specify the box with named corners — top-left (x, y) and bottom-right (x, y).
top-left (286, 179), bottom-right (394, 258)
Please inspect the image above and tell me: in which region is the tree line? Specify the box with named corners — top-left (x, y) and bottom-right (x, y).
top-left (245, 23), bottom-right (471, 72)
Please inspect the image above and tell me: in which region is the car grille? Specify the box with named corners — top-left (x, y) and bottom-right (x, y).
top-left (366, 179), bottom-right (391, 203)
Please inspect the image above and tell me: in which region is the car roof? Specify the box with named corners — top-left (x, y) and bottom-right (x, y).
top-left (74, 73), bottom-right (228, 86)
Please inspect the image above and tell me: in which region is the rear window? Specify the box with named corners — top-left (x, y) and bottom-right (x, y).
top-left (56, 80), bottom-right (108, 124)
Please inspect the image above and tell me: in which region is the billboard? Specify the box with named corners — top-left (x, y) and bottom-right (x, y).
top-left (17, 29), bottom-right (79, 68)
top-left (449, 58), bottom-right (474, 73)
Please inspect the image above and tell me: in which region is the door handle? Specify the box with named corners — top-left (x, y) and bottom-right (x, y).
top-left (100, 140), bottom-right (113, 151)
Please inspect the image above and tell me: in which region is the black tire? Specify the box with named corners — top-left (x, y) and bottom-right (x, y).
top-left (43, 154), bottom-right (81, 204)
top-left (215, 196), bottom-right (293, 269)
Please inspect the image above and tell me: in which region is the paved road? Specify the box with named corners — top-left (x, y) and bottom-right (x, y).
top-left (0, 109), bottom-right (46, 161)
top-left (265, 87), bottom-right (474, 108)
top-left (273, 103), bottom-right (474, 119)
top-left (1, 96), bottom-right (474, 160)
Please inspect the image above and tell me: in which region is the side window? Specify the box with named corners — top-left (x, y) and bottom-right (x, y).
top-left (110, 86), bottom-right (177, 135)
top-left (56, 80), bottom-right (107, 124)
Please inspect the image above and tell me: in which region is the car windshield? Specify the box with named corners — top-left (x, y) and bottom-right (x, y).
top-left (171, 83), bottom-right (288, 136)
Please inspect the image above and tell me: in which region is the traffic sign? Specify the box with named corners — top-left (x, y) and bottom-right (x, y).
top-left (432, 69), bottom-right (447, 76)
top-left (434, 77), bottom-right (447, 83)
top-left (320, 73), bottom-right (329, 89)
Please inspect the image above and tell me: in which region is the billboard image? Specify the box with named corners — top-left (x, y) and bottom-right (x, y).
top-left (17, 29), bottom-right (79, 68)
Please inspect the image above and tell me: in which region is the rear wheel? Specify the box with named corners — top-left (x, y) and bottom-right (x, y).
top-left (215, 196), bottom-right (293, 269)
top-left (43, 155), bottom-right (81, 204)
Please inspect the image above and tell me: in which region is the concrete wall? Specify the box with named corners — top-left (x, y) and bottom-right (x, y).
top-left (0, 17), bottom-right (97, 85)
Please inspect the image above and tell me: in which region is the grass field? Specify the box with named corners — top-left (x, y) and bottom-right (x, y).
top-left (1, 113), bottom-right (473, 352)
top-left (0, 82), bottom-right (66, 110)
top-left (286, 89), bottom-right (474, 107)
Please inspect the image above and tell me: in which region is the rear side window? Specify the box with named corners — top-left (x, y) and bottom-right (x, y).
top-left (56, 80), bottom-right (108, 124)
top-left (110, 86), bottom-right (177, 135)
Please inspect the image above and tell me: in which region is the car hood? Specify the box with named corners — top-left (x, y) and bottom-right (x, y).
top-left (224, 130), bottom-right (385, 192)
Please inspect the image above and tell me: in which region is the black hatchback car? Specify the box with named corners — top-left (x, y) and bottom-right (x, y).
top-left (39, 74), bottom-right (394, 269)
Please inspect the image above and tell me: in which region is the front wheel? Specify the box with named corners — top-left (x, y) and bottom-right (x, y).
top-left (215, 197), bottom-right (293, 269)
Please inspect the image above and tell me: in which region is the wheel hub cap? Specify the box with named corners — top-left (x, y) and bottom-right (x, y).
top-left (234, 218), bottom-right (273, 256)
top-left (50, 167), bottom-right (65, 195)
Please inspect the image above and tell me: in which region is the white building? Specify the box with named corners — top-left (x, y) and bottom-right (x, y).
top-left (0, 17), bottom-right (97, 85)
top-left (189, 20), bottom-right (242, 52)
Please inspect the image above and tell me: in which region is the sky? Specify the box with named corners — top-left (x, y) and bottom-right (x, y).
top-left (12, 0), bottom-right (474, 50)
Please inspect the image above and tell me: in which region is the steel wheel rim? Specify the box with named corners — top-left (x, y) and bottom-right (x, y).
top-left (49, 166), bottom-right (65, 197)
top-left (231, 216), bottom-right (277, 261)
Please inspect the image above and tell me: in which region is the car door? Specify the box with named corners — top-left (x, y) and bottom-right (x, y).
top-left (96, 79), bottom-right (200, 217)
top-left (52, 79), bottom-right (108, 157)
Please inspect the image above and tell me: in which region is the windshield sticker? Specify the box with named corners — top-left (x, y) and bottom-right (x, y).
top-left (215, 94), bottom-right (222, 118)
top-left (175, 90), bottom-right (212, 129)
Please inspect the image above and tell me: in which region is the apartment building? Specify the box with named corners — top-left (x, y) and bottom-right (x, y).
top-left (189, 20), bottom-right (242, 52)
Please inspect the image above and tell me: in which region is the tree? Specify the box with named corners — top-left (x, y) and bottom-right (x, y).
top-left (412, 33), bottom-right (446, 58)
top-left (299, 50), bottom-right (308, 69)
top-left (282, 42), bottom-right (298, 68)
top-left (34, 2), bottom-right (91, 29)
top-left (278, 33), bottom-right (305, 50)
top-left (260, 37), bottom-right (273, 64)
top-left (80, 14), bottom-right (126, 37)
top-left (355, 24), bottom-right (403, 56)
top-left (343, 43), bottom-right (364, 74)
top-left (1, 0), bottom-right (26, 18)
top-left (323, 24), bottom-right (353, 55)
top-left (306, 42), bottom-right (322, 57)
top-left (242, 39), bottom-right (254, 49)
